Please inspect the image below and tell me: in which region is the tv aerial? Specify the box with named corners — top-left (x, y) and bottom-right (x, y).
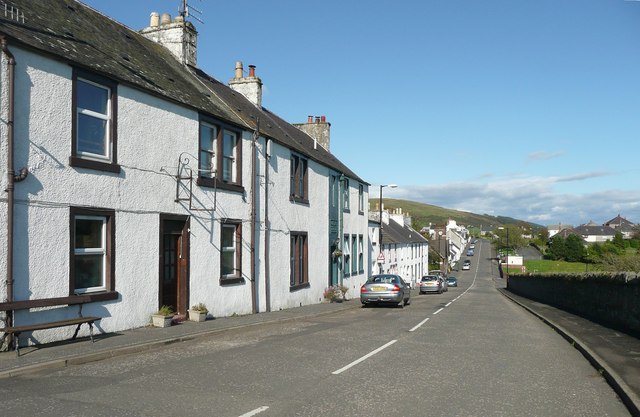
top-left (179, 0), bottom-right (204, 24)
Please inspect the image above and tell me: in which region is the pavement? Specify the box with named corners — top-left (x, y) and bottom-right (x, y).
top-left (1, 288), bottom-right (639, 416)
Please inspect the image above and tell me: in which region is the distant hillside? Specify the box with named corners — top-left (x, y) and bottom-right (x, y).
top-left (373, 198), bottom-right (542, 232)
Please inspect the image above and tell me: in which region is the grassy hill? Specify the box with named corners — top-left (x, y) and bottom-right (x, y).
top-left (373, 198), bottom-right (541, 233)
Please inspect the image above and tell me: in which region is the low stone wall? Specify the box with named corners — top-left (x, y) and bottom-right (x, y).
top-left (507, 273), bottom-right (640, 337)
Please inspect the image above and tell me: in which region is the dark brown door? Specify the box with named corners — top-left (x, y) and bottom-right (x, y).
top-left (160, 217), bottom-right (189, 315)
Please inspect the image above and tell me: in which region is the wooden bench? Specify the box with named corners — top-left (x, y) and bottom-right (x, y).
top-left (0, 295), bottom-right (103, 357)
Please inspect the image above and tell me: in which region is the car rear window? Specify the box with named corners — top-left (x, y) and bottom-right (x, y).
top-left (421, 276), bottom-right (437, 282)
top-left (370, 275), bottom-right (399, 284)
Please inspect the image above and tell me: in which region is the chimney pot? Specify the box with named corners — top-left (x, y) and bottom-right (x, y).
top-left (321, 115), bottom-right (326, 123)
top-left (248, 65), bottom-right (256, 77)
top-left (315, 116), bottom-right (320, 123)
top-left (307, 116), bottom-right (313, 123)
top-left (161, 13), bottom-right (171, 25)
top-left (150, 12), bottom-right (160, 27)
top-left (235, 61), bottom-right (243, 79)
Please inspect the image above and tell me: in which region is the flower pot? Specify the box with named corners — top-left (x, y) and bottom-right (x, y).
top-left (152, 314), bottom-right (173, 328)
top-left (189, 310), bottom-right (207, 322)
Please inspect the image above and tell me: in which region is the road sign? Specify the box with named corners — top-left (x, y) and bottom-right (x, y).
top-left (377, 253), bottom-right (385, 262)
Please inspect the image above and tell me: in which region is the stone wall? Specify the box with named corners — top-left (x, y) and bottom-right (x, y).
top-left (507, 273), bottom-right (640, 336)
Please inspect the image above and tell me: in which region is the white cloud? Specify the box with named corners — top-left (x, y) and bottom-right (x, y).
top-left (386, 173), bottom-right (640, 226)
top-left (527, 150), bottom-right (565, 161)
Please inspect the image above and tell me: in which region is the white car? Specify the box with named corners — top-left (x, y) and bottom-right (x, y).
top-left (462, 260), bottom-right (471, 270)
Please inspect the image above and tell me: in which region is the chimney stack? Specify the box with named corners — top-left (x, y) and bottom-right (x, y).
top-left (293, 115), bottom-right (331, 152)
top-left (228, 61), bottom-right (263, 108)
top-left (140, 11), bottom-right (198, 66)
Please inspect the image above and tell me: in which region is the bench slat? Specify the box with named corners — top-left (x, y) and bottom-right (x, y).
top-left (0, 317), bottom-right (100, 334)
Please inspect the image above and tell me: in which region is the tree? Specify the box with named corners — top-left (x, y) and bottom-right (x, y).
top-left (564, 234), bottom-right (586, 262)
top-left (547, 235), bottom-right (566, 260)
top-left (612, 232), bottom-right (625, 249)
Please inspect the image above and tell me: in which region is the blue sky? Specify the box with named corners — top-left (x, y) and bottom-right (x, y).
top-left (81, 0), bottom-right (640, 227)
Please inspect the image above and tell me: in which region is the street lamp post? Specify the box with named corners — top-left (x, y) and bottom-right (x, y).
top-left (378, 184), bottom-right (396, 274)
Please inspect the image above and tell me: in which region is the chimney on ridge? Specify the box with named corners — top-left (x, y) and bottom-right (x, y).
top-left (228, 61), bottom-right (263, 108)
top-left (139, 11), bottom-right (198, 66)
top-left (293, 115), bottom-right (331, 152)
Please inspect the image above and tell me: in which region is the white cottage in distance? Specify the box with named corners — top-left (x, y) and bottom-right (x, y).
top-left (0, 0), bottom-right (369, 349)
top-left (370, 205), bottom-right (429, 288)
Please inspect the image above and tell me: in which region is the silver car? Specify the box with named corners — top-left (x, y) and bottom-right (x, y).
top-left (360, 274), bottom-right (411, 307)
top-left (419, 275), bottom-right (443, 294)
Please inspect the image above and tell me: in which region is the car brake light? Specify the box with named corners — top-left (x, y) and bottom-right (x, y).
top-left (360, 286), bottom-right (367, 293)
top-left (391, 285), bottom-right (401, 292)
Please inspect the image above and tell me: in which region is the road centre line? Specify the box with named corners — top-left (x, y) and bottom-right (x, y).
top-left (445, 301), bottom-right (452, 307)
top-left (332, 340), bottom-right (397, 375)
top-left (238, 406), bottom-right (269, 417)
top-left (409, 317), bottom-right (430, 332)
top-left (433, 307), bottom-right (444, 315)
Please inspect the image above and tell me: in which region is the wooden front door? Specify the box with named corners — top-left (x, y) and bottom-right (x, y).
top-left (160, 217), bottom-right (189, 315)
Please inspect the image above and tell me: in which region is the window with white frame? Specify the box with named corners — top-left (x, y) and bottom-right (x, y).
top-left (343, 234), bottom-right (351, 276)
top-left (222, 130), bottom-right (237, 182)
top-left (290, 232), bottom-right (308, 287)
top-left (199, 122), bottom-right (217, 178)
top-left (221, 222), bottom-right (241, 280)
top-left (342, 178), bottom-right (350, 212)
top-left (71, 208), bottom-right (114, 294)
top-left (358, 234), bottom-right (364, 273)
top-left (358, 184), bottom-right (364, 214)
top-left (351, 234), bottom-right (357, 274)
top-left (71, 70), bottom-right (118, 172)
top-left (198, 117), bottom-right (242, 191)
top-left (290, 154), bottom-right (308, 202)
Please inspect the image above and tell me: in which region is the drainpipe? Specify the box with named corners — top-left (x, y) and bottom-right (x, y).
top-left (250, 120), bottom-right (259, 314)
top-left (264, 138), bottom-right (271, 312)
top-left (2, 38), bottom-right (28, 325)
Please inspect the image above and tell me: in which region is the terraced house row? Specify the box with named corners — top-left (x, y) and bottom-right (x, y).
top-left (0, 0), bottom-right (371, 349)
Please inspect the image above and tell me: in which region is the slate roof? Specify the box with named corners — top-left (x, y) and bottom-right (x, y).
top-left (554, 227), bottom-right (586, 242)
top-left (0, 0), bottom-right (366, 183)
top-left (574, 224), bottom-right (617, 237)
top-left (548, 223), bottom-right (574, 231)
top-left (605, 215), bottom-right (635, 232)
top-left (381, 219), bottom-right (429, 246)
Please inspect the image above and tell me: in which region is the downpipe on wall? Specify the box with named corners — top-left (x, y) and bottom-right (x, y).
top-left (1, 37), bottom-right (29, 332)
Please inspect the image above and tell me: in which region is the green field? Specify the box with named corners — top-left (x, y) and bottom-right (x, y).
top-left (517, 259), bottom-right (592, 274)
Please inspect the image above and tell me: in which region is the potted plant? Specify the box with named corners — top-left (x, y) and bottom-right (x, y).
top-left (188, 303), bottom-right (208, 322)
top-left (323, 285), bottom-right (342, 303)
top-left (338, 284), bottom-right (349, 300)
top-left (151, 305), bottom-right (174, 328)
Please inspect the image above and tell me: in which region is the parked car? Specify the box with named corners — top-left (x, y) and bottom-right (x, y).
top-left (469, 244), bottom-right (475, 249)
top-left (419, 275), bottom-right (443, 294)
top-left (360, 274), bottom-right (411, 307)
top-left (467, 249), bottom-right (474, 256)
top-left (462, 260), bottom-right (471, 270)
top-left (446, 276), bottom-right (458, 287)
top-left (441, 276), bottom-right (448, 292)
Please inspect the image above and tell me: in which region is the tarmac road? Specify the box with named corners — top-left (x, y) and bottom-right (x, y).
top-left (0, 239), bottom-right (633, 417)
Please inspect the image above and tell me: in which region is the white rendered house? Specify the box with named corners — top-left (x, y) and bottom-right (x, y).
top-left (0, 0), bottom-right (369, 348)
